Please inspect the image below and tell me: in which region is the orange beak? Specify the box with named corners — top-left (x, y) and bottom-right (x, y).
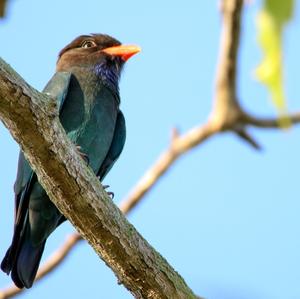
top-left (101, 45), bottom-right (141, 61)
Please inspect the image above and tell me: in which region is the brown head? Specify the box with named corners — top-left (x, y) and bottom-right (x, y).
top-left (56, 34), bottom-right (140, 93)
top-left (57, 34), bottom-right (140, 70)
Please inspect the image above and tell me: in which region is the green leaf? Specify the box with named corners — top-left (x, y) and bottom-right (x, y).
top-left (255, 0), bottom-right (294, 127)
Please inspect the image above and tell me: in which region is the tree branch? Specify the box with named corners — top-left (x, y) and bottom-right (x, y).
top-left (121, 0), bottom-right (300, 212)
top-left (0, 179), bottom-right (164, 299)
top-left (234, 128), bottom-right (262, 150)
top-left (122, 0), bottom-right (246, 211)
top-left (0, 121), bottom-right (220, 299)
top-left (119, 121), bottom-right (219, 213)
top-left (0, 58), bottom-right (198, 299)
top-left (242, 112), bottom-right (300, 128)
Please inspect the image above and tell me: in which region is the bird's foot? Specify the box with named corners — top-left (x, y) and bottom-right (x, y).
top-left (75, 145), bottom-right (89, 164)
top-left (103, 184), bottom-right (114, 199)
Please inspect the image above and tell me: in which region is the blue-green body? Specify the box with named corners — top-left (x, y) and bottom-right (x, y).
top-left (1, 55), bottom-right (126, 288)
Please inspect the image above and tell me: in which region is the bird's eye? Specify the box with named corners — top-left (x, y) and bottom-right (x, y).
top-left (81, 40), bottom-right (96, 48)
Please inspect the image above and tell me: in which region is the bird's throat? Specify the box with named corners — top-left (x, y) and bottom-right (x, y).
top-left (94, 62), bottom-right (121, 96)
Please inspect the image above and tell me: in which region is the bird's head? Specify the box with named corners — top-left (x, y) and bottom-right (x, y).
top-left (56, 34), bottom-right (140, 90)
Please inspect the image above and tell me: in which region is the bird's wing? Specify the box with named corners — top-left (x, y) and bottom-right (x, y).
top-left (1, 72), bottom-right (72, 276)
top-left (13, 71), bottom-right (72, 219)
top-left (97, 110), bottom-right (126, 181)
top-left (1, 152), bottom-right (35, 275)
top-left (43, 71), bottom-right (72, 112)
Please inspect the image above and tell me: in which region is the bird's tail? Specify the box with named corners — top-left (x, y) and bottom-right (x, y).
top-left (1, 222), bottom-right (46, 289)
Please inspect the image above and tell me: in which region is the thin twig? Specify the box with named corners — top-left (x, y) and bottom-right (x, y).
top-left (243, 112), bottom-right (300, 128)
top-left (210, 0), bottom-right (244, 128)
top-left (0, 234), bottom-right (83, 299)
top-left (234, 128), bottom-right (262, 150)
top-left (119, 121), bottom-right (219, 213)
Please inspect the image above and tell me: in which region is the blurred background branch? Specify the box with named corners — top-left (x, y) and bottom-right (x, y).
top-left (0, 0), bottom-right (6, 17)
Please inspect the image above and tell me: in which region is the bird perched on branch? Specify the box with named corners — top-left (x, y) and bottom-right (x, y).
top-left (1, 34), bottom-right (140, 289)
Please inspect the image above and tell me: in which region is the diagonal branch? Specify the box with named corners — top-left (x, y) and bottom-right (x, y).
top-left (121, 0), bottom-right (300, 215)
top-left (0, 182), bottom-right (161, 298)
top-left (119, 121), bottom-right (219, 213)
top-left (0, 58), bottom-right (198, 299)
top-left (123, 0), bottom-right (246, 211)
top-left (118, 0), bottom-right (300, 216)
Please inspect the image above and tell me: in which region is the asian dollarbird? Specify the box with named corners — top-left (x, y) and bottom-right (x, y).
top-left (1, 34), bottom-right (140, 289)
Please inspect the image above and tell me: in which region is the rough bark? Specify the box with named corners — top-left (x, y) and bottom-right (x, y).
top-left (0, 58), bottom-right (198, 299)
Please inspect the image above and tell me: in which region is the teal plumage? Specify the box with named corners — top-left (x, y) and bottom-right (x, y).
top-left (1, 34), bottom-right (139, 288)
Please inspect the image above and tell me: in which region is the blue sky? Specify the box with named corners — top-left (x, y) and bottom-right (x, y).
top-left (0, 1), bottom-right (300, 298)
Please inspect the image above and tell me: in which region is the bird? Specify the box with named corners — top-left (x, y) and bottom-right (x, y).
top-left (1, 34), bottom-right (140, 289)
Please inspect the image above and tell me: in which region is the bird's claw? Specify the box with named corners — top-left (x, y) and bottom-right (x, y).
top-left (75, 145), bottom-right (89, 164)
top-left (107, 191), bottom-right (114, 199)
top-left (103, 184), bottom-right (114, 199)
